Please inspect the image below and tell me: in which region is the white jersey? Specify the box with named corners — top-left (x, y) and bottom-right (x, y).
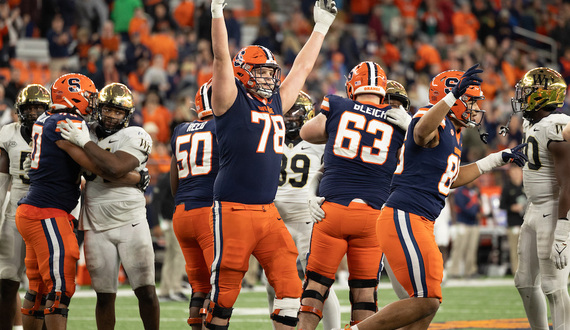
top-left (275, 139), bottom-right (324, 206)
top-left (80, 126), bottom-right (152, 231)
top-left (0, 123), bottom-right (32, 222)
top-left (522, 113), bottom-right (570, 204)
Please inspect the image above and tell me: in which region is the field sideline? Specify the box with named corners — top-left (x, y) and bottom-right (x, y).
top-left (53, 276), bottom-right (540, 329)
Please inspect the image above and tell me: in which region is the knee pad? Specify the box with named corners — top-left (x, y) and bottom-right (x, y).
top-left (44, 292), bottom-right (71, 318)
top-left (204, 301), bottom-right (233, 330)
top-left (21, 291), bottom-right (46, 319)
top-left (271, 297), bottom-right (300, 327)
top-left (299, 271), bottom-right (335, 320)
top-left (349, 278), bottom-right (379, 324)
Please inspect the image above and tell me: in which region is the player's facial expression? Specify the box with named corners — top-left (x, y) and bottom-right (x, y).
top-left (253, 67), bottom-right (276, 90)
top-left (21, 104), bottom-right (45, 122)
top-left (388, 99), bottom-right (403, 108)
top-left (101, 106), bottom-right (126, 129)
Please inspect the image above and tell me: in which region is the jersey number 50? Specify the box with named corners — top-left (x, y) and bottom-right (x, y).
top-left (175, 131), bottom-right (213, 178)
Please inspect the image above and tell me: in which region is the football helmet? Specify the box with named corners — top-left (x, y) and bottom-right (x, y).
top-left (233, 45), bottom-right (281, 99)
top-left (429, 70), bottom-right (485, 128)
top-left (284, 91), bottom-right (313, 140)
top-left (511, 67), bottom-right (566, 119)
top-left (195, 80), bottom-right (213, 120)
top-left (96, 83), bottom-right (134, 135)
top-left (51, 73), bottom-right (97, 116)
top-left (385, 80), bottom-right (410, 112)
top-left (14, 84), bottom-right (50, 128)
top-left (345, 61), bottom-right (387, 101)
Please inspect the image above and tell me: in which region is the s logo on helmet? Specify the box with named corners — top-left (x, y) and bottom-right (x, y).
top-left (233, 50), bottom-right (246, 68)
top-left (68, 78), bottom-right (81, 92)
top-left (444, 77), bottom-right (459, 94)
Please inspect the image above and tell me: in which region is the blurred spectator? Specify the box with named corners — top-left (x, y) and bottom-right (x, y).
top-left (413, 34), bottom-right (441, 74)
top-left (73, 27), bottom-right (98, 69)
top-left (124, 31), bottom-right (152, 75)
top-left (75, 0), bottom-right (108, 35)
top-left (143, 54), bottom-right (169, 95)
top-left (111, 0), bottom-right (144, 41)
top-left (100, 20), bottom-right (120, 56)
top-left (128, 57), bottom-right (150, 93)
top-left (176, 28), bottom-right (197, 62)
top-left (4, 66), bottom-right (24, 105)
top-left (195, 39), bottom-right (213, 87)
top-left (142, 90), bottom-right (172, 144)
top-left (151, 2), bottom-right (178, 33)
top-left (0, 84), bottom-right (13, 127)
top-left (173, 0), bottom-right (195, 29)
top-left (129, 7), bottom-right (152, 47)
top-left (170, 95), bottom-right (197, 136)
top-left (92, 54), bottom-right (120, 89)
top-left (448, 181), bottom-right (481, 279)
top-left (46, 14), bottom-right (72, 72)
top-left (452, 1), bottom-right (480, 43)
top-left (499, 164), bottom-right (526, 275)
top-left (148, 27), bottom-right (178, 68)
top-left (195, 3), bottom-right (212, 42)
top-left (225, 9), bottom-right (242, 49)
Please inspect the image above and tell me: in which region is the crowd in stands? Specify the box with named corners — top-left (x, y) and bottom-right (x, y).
top-left (0, 0), bottom-right (569, 235)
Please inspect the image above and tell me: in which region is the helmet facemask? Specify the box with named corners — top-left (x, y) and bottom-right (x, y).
top-left (450, 94), bottom-right (486, 128)
top-left (95, 83), bottom-right (134, 136)
top-left (246, 64), bottom-right (281, 99)
top-left (284, 106), bottom-right (307, 140)
top-left (15, 84), bottom-right (50, 129)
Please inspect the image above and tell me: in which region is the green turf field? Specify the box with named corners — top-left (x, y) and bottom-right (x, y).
top-left (63, 277), bottom-right (534, 329)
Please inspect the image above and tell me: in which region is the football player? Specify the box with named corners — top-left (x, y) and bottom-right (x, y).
top-left (297, 61), bottom-right (410, 330)
top-left (265, 91), bottom-right (341, 330)
top-left (0, 84), bottom-right (49, 330)
top-left (209, 0), bottom-right (336, 327)
top-left (510, 68), bottom-right (570, 330)
top-left (170, 81), bottom-right (218, 329)
top-left (340, 65), bottom-right (527, 330)
top-left (58, 82), bottom-right (158, 329)
top-left (16, 74), bottom-right (146, 330)
top-left (384, 80), bottom-right (411, 113)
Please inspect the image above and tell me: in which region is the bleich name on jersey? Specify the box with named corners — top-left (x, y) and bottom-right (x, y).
top-left (353, 103), bottom-right (387, 119)
top-left (185, 122), bottom-right (207, 132)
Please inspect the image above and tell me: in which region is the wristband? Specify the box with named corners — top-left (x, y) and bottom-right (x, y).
top-left (211, 3), bottom-right (225, 18)
top-left (313, 22), bottom-right (330, 35)
top-left (442, 93), bottom-right (457, 108)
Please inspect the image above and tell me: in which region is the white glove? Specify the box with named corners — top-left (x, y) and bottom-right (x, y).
top-left (475, 143), bottom-right (527, 174)
top-left (385, 105), bottom-right (411, 131)
top-left (313, 0), bottom-right (337, 35)
top-left (23, 153), bottom-right (31, 177)
top-left (308, 196), bottom-right (325, 223)
top-left (211, 0), bottom-right (226, 18)
top-left (59, 118), bottom-right (91, 148)
top-left (552, 219), bottom-right (570, 270)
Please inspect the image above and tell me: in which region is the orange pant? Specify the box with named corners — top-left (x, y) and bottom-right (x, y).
top-left (377, 207), bottom-right (443, 301)
top-left (15, 204), bottom-right (79, 298)
top-left (172, 205), bottom-right (214, 294)
top-left (306, 201), bottom-right (382, 281)
top-left (210, 201), bottom-right (301, 308)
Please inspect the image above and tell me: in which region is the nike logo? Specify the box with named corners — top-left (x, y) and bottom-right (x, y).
top-left (301, 146), bottom-right (310, 150)
top-left (543, 214), bottom-right (551, 218)
top-left (132, 223), bottom-right (140, 227)
top-left (109, 139), bottom-right (118, 143)
top-left (534, 128), bottom-right (540, 132)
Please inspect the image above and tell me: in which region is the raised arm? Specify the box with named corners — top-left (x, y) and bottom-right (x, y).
top-left (211, 0), bottom-right (238, 116)
top-left (280, 0), bottom-right (337, 113)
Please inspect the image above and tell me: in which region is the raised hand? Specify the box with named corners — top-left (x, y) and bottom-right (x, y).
top-left (313, 0), bottom-right (337, 35)
top-left (211, 0), bottom-right (226, 18)
top-left (451, 64), bottom-right (483, 99)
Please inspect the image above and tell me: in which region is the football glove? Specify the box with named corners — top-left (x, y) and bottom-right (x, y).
top-left (211, 0), bottom-right (226, 18)
top-left (475, 143), bottom-right (527, 174)
top-left (313, 0), bottom-right (337, 35)
top-left (385, 105), bottom-right (411, 131)
top-left (136, 168), bottom-right (151, 192)
top-left (60, 118), bottom-right (91, 148)
top-left (308, 196), bottom-right (325, 223)
top-left (22, 153), bottom-right (31, 178)
top-left (551, 219), bottom-right (570, 270)
top-left (451, 64), bottom-right (483, 99)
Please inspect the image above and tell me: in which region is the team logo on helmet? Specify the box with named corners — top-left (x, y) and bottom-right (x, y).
top-left (345, 61), bottom-right (387, 101)
top-left (511, 67), bottom-right (566, 118)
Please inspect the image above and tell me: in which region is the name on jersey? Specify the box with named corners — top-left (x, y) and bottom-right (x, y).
top-left (353, 104), bottom-right (387, 119)
top-left (256, 105), bottom-right (275, 115)
top-left (186, 122), bottom-right (207, 132)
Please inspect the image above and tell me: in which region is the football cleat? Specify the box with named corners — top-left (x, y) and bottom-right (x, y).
top-left (233, 45), bottom-right (281, 99)
top-left (15, 84), bottom-right (50, 128)
top-left (345, 61), bottom-right (387, 101)
top-left (429, 70), bottom-right (485, 128)
top-left (51, 73), bottom-right (97, 116)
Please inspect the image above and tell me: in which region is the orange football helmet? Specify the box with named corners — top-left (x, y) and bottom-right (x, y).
top-left (429, 70), bottom-right (485, 128)
top-left (233, 45), bottom-right (281, 98)
top-left (51, 73), bottom-right (97, 116)
top-left (195, 80), bottom-right (213, 120)
top-left (345, 61), bottom-right (387, 101)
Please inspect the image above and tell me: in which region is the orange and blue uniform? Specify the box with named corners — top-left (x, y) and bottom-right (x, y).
top-left (16, 112), bottom-right (83, 302)
top-left (379, 106), bottom-right (462, 301)
top-left (211, 79), bottom-right (301, 309)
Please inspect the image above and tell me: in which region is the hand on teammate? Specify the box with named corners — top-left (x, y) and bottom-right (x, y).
top-left (137, 168), bottom-right (151, 192)
top-left (60, 118), bottom-right (91, 148)
top-left (451, 64), bottom-right (483, 99)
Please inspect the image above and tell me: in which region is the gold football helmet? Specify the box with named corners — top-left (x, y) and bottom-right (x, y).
top-left (385, 80), bottom-right (410, 112)
top-left (284, 91), bottom-right (314, 140)
top-left (511, 67), bottom-right (567, 117)
top-left (15, 84), bottom-right (50, 128)
top-left (96, 83), bottom-right (135, 135)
